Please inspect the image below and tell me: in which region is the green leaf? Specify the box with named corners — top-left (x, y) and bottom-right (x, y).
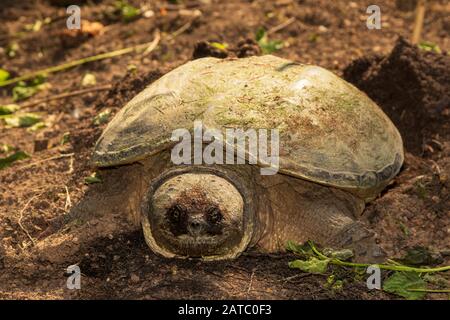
top-left (12, 77), bottom-right (49, 102)
top-left (261, 40), bottom-right (283, 54)
top-left (331, 279), bottom-right (343, 291)
top-left (84, 172), bottom-right (102, 184)
top-left (0, 104), bottom-right (20, 115)
top-left (24, 20), bottom-right (43, 32)
top-left (60, 132), bottom-right (71, 145)
top-left (1, 144), bottom-right (15, 153)
top-left (288, 257), bottom-right (329, 274)
top-left (27, 121), bottom-right (46, 132)
top-left (286, 240), bottom-right (314, 258)
top-left (255, 27), bottom-right (266, 42)
top-left (423, 273), bottom-right (450, 287)
top-left (13, 84), bottom-right (38, 101)
top-left (397, 246), bottom-right (443, 266)
top-left (0, 151), bottom-right (30, 170)
top-left (0, 69), bottom-right (10, 82)
top-left (418, 41), bottom-right (441, 54)
top-left (115, 0), bottom-right (140, 22)
top-left (3, 113), bottom-right (42, 128)
top-left (255, 27), bottom-right (283, 54)
top-left (308, 33), bottom-right (319, 43)
top-left (6, 42), bottom-right (20, 58)
top-left (93, 109), bottom-right (111, 125)
top-left (210, 42), bottom-right (228, 51)
top-left (323, 248), bottom-right (354, 261)
top-left (383, 272), bottom-right (427, 300)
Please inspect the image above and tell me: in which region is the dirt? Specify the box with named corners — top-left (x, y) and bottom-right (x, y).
top-left (344, 37), bottom-right (450, 154)
top-left (0, 0), bottom-right (449, 300)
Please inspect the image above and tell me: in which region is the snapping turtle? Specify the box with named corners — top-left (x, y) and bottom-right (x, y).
top-left (92, 55), bottom-right (403, 261)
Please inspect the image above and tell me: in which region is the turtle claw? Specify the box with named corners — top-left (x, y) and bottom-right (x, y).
top-left (331, 221), bottom-right (386, 263)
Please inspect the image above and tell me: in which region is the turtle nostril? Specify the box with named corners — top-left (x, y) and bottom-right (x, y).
top-left (190, 221), bottom-right (201, 229)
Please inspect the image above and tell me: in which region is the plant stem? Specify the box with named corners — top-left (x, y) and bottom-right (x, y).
top-left (0, 33), bottom-right (160, 88)
top-left (308, 241), bottom-right (450, 273)
top-left (407, 288), bottom-right (450, 293)
top-left (20, 84), bottom-right (112, 109)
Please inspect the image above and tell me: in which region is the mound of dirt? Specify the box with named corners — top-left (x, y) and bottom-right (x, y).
top-left (344, 37), bottom-right (450, 155)
top-left (345, 39), bottom-right (450, 269)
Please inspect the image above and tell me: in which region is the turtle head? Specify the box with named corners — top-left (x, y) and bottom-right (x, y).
top-left (142, 168), bottom-right (254, 260)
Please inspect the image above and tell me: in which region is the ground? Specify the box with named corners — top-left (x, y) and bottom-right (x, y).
top-left (0, 0), bottom-right (449, 300)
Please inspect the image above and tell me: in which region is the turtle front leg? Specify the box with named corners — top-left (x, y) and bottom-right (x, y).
top-left (254, 174), bottom-right (386, 262)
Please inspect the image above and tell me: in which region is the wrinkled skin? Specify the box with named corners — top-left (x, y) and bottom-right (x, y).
top-left (61, 150), bottom-right (385, 262)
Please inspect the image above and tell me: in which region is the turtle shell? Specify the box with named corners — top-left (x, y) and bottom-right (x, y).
top-left (93, 55), bottom-right (403, 199)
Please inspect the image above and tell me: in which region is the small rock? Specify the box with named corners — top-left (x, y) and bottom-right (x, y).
top-left (130, 273), bottom-right (140, 283)
top-left (33, 139), bottom-right (48, 152)
top-left (143, 10), bottom-right (155, 18)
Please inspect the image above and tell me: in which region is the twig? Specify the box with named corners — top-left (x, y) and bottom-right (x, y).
top-left (141, 30), bottom-right (161, 56)
top-left (64, 185), bottom-right (72, 212)
top-left (246, 270), bottom-right (255, 296)
top-left (67, 155), bottom-right (74, 174)
top-left (267, 17), bottom-right (296, 35)
top-left (20, 84), bottom-right (112, 109)
top-left (19, 153), bottom-right (75, 170)
top-left (166, 21), bottom-right (192, 40)
top-left (278, 273), bottom-right (313, 282)
top-left (0, 33), bottom-right (161, 87)
top-left (411, 0), bottom-right (427, 44)
top-left (18, 194), bottom-right (40, 246)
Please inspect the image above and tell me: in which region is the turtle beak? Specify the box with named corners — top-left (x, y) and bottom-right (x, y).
top-left (187, 217), bottom-right (204, 237)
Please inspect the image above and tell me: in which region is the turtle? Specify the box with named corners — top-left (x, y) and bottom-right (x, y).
top-left (91, 55), bottom-right (404, 262)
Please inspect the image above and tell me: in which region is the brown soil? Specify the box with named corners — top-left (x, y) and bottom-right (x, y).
top-left (0, 0), bottom-right (449, 300)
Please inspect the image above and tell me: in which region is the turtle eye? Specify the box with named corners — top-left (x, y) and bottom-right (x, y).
top-left (167, 204), bottom-right (186, 223)
top-left (206, 206), bottom-right (223, 224)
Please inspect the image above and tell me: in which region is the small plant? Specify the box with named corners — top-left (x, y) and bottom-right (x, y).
top-left (84, 172), bottom-right (102, 184)
top-left (418, 41), bottom-right (441, 54)
top-left (60, 132), bottom-right (71, 145)
top-left (255, 28), bottom-right (283, 54)
top-left (114, 0), bottom-right (141, 22)
top-left (2, 113), bottom-right (42, 128)
top-left (0, 69), bottom-right (10, 82)
top-left (0, 150), bottom-right (30, 170)
top-left (12, 75), bottom-right (50, 102)
top-left (287, 240), bottom-right (450, 300)
top-left (93, 109), bottom-right (112, 126)
top-left (0, 104), bottom-right (20, 115)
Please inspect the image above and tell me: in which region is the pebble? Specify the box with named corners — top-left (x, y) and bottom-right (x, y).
top-left (130, 273), bottom-right (140, 283)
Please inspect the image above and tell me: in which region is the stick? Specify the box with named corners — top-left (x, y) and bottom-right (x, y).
top-left (246, 270), bottom-right (255, 296)
top-left (64, 185), bottom-right (72, 212)
top-left (411, 0), bottom-right (427, 44)
top-left (20, 84), bottom-right (112, 109)
top-left (18, 195), bottom-right (40, 245)
top-left (166, 21), bottom-right (192, 40)
top-left (267, 17), bottom-right (296, 35)
top-left (0, 33), bottom-right (161, 87)
top-left (19, 153), bottom-right (75, 170)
